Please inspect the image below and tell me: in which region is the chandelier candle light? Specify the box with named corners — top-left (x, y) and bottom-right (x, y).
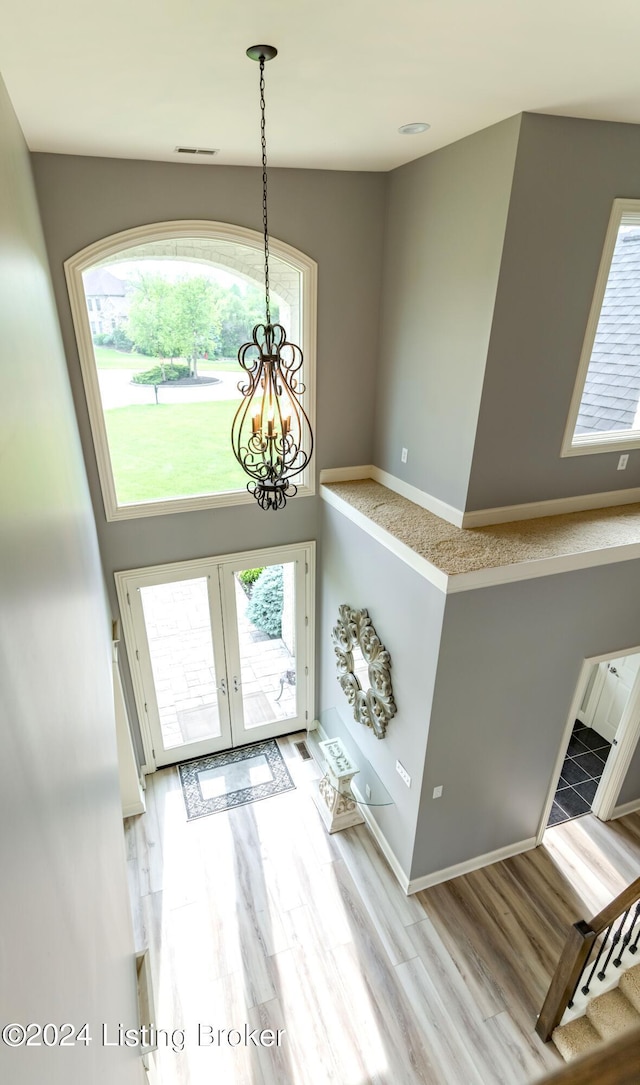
top-left (231, 44), bottom-right (314, 511)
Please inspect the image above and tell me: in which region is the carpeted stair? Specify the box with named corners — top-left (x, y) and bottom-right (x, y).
top-left (552, 962), bottom-right (640, 1060)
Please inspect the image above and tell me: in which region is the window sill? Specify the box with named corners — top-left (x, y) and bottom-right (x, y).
top-left (561, 433), bottom-right (640, 458)
top-left (104, 481), bottom-right (316, 521)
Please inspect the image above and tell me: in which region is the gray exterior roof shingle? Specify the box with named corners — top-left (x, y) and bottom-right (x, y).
top-left (575, 231), bottom-right (640, 436)
top-left (83, 267), bottom-right (126, 297)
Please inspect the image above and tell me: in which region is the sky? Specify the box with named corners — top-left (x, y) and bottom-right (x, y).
top-left (104, 258), bottom-right (246, 290)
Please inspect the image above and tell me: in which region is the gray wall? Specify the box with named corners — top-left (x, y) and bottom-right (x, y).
top-left (31, 153), bottom-right (386, 751)
top-left (411, 560), bottom-right (640, 881)
top-left (374, 115), bottom-right (521, 510)
top-left (319, 504), bottom-right (446, 876)
top-left (467, 113), bottom-right (640, 510)
top-left (0, 79), bottom-right (139, 1083)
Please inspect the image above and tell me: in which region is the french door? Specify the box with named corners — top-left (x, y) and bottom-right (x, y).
top-left (115, 544), bottom-right (314, 769)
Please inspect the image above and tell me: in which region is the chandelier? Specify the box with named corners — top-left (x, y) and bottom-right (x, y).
top-left (231, 45), bottom-right (314, 512)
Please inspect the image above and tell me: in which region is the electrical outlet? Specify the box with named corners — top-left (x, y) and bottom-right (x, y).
top-left (618, 454), bottom-right (629, 470)
top-left (396, 760), bottom-right (411, 787)
top-left (401, 447), bottom-right (408, 464)
top-left (433, 785), bottom-right (443, 799)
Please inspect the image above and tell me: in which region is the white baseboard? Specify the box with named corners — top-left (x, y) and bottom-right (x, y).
top-left (122, 798), bottom-right (146, 818)
top-left (406, 836), bottom-right (538, 895)
top-left (319, 465), bottom-right (464, 527)
top-left (319, 465), bottom-right (640, 531)
top-left (369, 467), bottom-right (464, 527)
top-left (351, 788), bottom-right (411, 893)
top-left (611, 797), bottom-right (640, 819)
top-left (309, 717), bottom-right (412, 892)
top-left (462, 486), bottom-right (640, 528)
top-left (309, 721), bottom-right (538, 897)
top-left (319, 465), bottom-right (374, 484)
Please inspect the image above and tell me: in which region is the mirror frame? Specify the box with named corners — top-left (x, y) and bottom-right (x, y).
top-left (331, 604), bottom-right (396, 739)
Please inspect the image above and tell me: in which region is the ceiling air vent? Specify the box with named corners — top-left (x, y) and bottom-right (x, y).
top-left (174, 146), bottom-right (219, 156)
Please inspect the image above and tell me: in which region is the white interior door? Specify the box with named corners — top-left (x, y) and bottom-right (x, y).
top-left (116, 543), bottom-right (314, 769)
top-left (591, 654), bottom-right (640, 743)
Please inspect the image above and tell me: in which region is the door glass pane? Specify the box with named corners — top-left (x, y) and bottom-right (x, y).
top-left (233, 562), bottom-right (297, 729)
top-left (139, 578), bottom-right (221, 749)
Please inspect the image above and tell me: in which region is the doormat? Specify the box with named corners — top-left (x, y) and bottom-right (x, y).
top-left (178, 739), bottom-right (295, 820)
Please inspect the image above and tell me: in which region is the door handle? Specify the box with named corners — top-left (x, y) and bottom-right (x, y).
top-left (609, 666), bottom-right (618, 675)
top-left (218, 678), bottom-right (227, 695)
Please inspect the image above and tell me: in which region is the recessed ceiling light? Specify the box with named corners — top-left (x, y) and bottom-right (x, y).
top-left (398, 122), bottom-right (431, 135)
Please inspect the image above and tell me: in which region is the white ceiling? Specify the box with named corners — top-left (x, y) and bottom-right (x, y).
top-left (2, 0), bottom-right (640, 172)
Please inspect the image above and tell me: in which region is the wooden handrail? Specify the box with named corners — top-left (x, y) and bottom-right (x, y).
top-left (590, 876), bottom-right (640, 933)
top-left (537, 1027), bottom-right (640, 1084)
top-left (536, 877), bottom-right (640, 1042)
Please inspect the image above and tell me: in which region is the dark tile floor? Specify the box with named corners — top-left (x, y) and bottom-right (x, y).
top-left (547, 721), bottom-right (612, 826)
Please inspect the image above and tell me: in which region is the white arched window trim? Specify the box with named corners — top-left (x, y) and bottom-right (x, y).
top-left (65, 220), bottom-right (317, 521)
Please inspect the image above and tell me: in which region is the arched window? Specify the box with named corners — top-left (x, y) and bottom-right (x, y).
top-left (65, 221), bottom-right (317, 519)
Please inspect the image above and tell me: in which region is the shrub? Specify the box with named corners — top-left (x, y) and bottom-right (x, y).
top-left (238, 567), bottom-right (264, 595)
top-left (246, 565), bottom-right (283, 637)
top-left (132, 362), bottom-right (191, 385)
top-left (111, 327), bottom-right (134, 352)
top-left (92, 329), bottom-right (135, 351)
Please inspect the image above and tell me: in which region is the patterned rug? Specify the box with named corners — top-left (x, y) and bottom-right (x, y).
top-left (178, 739), bottom-right (295, 820)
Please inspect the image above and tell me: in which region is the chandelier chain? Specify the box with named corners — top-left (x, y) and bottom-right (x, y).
top-left (233, 44), bottom-right (314, 511)
top-left (259, 56), bottom-right (271, 326)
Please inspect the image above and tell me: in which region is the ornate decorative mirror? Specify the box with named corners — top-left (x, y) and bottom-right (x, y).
top-left (331, 605), bottom-right (396, 739)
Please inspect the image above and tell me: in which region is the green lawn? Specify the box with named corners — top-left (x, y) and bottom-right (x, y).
top-left (94, 346), bottom-right (147, 369)
top-left (93, 345), bottom-right (239, 374)
top-left (198, 357), bottom-right (241, 374)
top-left (104, 400), bottom-right (248, 503)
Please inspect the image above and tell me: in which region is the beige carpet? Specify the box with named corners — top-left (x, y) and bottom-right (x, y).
top-left (324, 479), bottom-right (640, 577)
top-left (553, 965), bottom-right (640, 1061)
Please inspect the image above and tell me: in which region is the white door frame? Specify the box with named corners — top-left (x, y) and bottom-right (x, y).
top-left (536, 644), bottom-right (640, 844)
top-left (115, 542), bottom-right (315, 773)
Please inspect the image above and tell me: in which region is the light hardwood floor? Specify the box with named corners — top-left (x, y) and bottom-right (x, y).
top-left (124, 734), bottom-right (640, 1085)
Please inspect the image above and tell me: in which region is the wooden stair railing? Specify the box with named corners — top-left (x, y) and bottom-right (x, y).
top-left (536, 876), bottom-right (640, 1042)
top-left (537, 1027), bottom-right (640, 1084)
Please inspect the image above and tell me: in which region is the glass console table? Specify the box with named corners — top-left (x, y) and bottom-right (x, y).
top-left (306, 707), bottom-right (393, 832)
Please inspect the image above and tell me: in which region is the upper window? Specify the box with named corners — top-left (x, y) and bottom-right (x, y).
top-left (563, 200), bottom-right (640, 456)
top-left (65, 222), bottom-right (317, 520)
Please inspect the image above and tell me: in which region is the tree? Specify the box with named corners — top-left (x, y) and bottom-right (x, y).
top-left (127, 276), bottom-right (183, 378)
top-left (173, 277), bottom-right (221, 377)
top-left (246, 565), bottom-right (283, 637)
top-left (127, 274), bottom-right (223, 379)
top-left (216, 283), bottom-right (279, 358)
